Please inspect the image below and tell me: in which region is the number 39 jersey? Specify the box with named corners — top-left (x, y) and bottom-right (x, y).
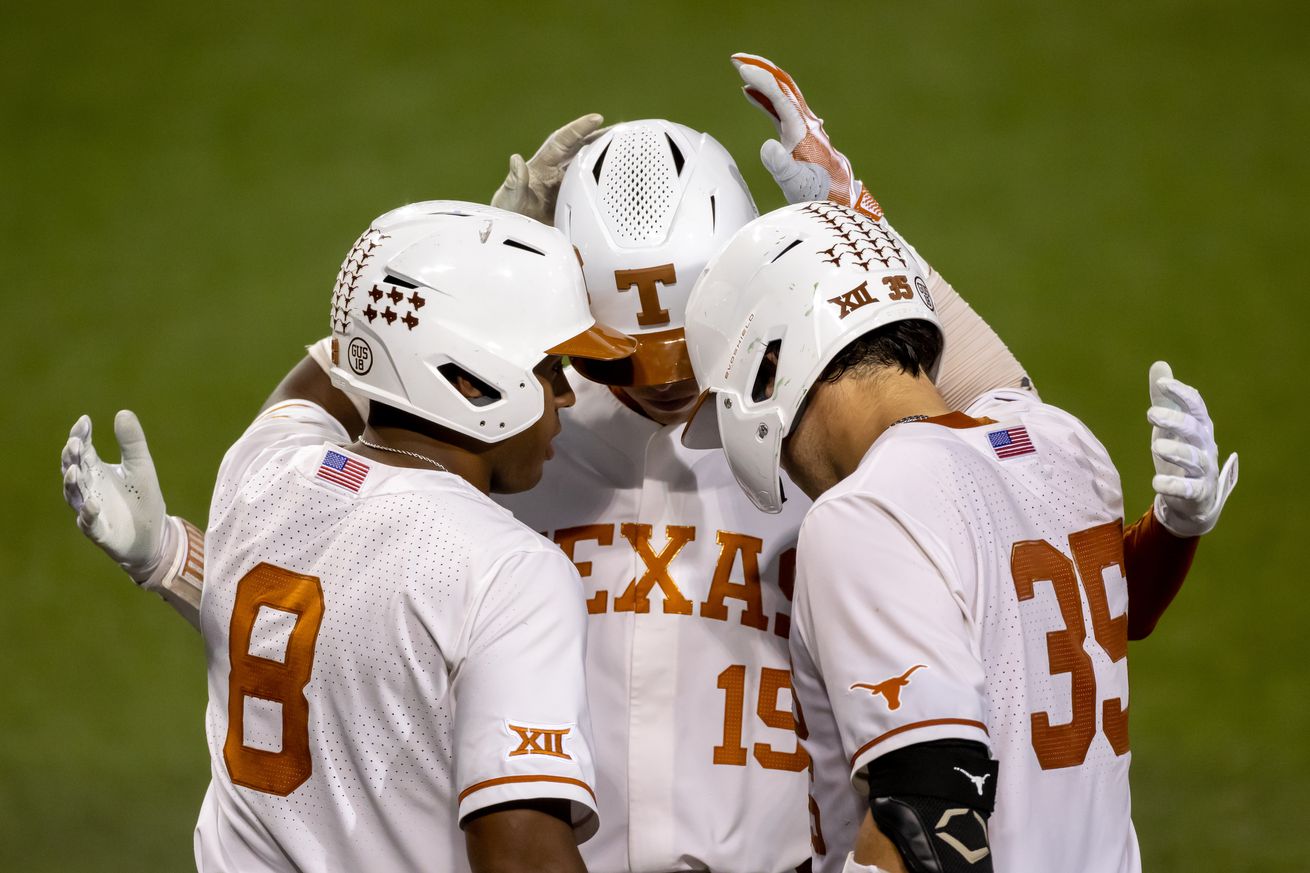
top-left (496, 377), bottom-right (812, 873)
top-left (195, 401), bottom-right (598, 873)
top-left (791, 390), bottom-right (1140, 873)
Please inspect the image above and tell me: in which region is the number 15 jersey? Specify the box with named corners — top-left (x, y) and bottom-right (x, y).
top-left (790, 390), bottom-right (1140, 873)
top-left (195, 401), bottom-right (598, 873)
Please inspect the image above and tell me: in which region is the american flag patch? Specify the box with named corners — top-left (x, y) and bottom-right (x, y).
top-left (317, 450), bottom-right (369, 491)
top-left (988, 426), bottom-right (1035, 459)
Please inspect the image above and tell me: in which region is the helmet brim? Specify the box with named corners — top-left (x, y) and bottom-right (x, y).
top-left (680, 389), bottom-right (723, 450)
top-left (570, 327), bottom-right (696, 387)
top-left (547, 319), bottom-right (637, 362)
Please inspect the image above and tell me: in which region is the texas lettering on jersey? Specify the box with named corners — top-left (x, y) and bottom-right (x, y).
top-left (553, 522), bottom-right (796, 637)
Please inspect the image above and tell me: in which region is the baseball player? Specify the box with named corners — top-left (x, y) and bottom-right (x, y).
top-left (95, 201), bottom-right (635, 872)
top-left (682, 199), bottom-right (1238, 872)
top-left (60, 58), bottom-right (1234, 873)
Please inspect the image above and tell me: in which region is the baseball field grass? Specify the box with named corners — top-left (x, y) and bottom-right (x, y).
top-left (3, 0), bottom-right (1306, 868)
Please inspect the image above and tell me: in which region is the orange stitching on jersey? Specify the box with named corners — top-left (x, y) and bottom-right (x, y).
top-left (908, 412), bottom-right (999, 430)
top-left (457, 774), bottom-right (597, 804)
top-left (850, 718), bottom-right (989, 769)
top-left (260, 401), bottom-right (318, 417)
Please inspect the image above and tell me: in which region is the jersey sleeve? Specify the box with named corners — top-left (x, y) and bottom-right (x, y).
top-left (795, 494), bottom-right (991, 792)
top-left (453, 547), bottom-right (599, 841)
top-left (212, 400), bottom-right (350, 515)
top-left (1123, 504), bottom-right (1199, 639)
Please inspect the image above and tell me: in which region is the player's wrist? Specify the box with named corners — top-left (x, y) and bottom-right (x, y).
top-left (1152, 493), bottom-right (1209, 539)
top-left (138, 515), bottom-right (204, 607)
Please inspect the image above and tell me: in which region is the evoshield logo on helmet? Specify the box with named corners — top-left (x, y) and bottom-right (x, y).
top-left (347, 338), bottom-right (372, 375)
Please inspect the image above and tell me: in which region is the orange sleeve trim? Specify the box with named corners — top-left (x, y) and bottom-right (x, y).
top-left (850, 718), bottom-right (989, 768)
top-left (458, 774), bottom-right (596, 805)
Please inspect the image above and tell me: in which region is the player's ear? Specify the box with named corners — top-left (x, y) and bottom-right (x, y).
top-left (436, 364), bottom-right (501, 406)
top-left (451, 373), bottom-right (484, 401)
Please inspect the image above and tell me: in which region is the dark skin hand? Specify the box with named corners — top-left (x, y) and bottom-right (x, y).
top-left (464, 799), bottom-right (587, 873)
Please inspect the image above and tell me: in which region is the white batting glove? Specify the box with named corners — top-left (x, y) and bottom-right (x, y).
top-left (731, 53), bottom-right (884, 221)
top-left (1148, 362), bottom-right (1238, 538)
top-left (490, 113), bottom-right (606, 224)
top-left (62, 411), bottom-right (168, 581)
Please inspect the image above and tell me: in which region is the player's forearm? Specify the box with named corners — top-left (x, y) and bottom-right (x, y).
top-left (927, 268), bottom-right (1034, 410)
top-left (1123, 505), bottom-right (1199, 640)
top-left (464, 801), bottom-right (586, 873)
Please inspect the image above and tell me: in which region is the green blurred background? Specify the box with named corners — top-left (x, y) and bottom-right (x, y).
top-left (3, 0), bottom-right (1306, 868)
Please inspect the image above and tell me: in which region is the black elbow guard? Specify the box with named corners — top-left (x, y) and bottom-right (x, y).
top-left (864, 739), bottom-right (998, 873)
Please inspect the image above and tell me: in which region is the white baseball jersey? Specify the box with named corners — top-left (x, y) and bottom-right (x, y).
top-left (497, 376), bottom-right (812, 873)
top-left (195, 401), bottom-right (598, 873)
top-left (790, 390), bottom-right (1139, 873)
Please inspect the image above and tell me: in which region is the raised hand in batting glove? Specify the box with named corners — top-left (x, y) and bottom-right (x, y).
top-left (1148, 362), bottom-right (1238, 538)
top-left (62, 411), bottom-right (167, 581)
top-left (731, 52), bottom-right (884, 220)
top-left (490, 113), bottom-right (605, 224)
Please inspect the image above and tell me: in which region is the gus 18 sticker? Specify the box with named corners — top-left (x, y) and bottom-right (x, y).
top-left (914, 276), bottom-right (934, 311)
top-left (348, 337), bottom-right (372, 375)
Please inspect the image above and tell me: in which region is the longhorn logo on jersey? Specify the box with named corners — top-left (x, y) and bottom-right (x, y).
top-left (849, 663), bottom-right (927, 711)
top-left (505, 722), bottom-right (573, 760)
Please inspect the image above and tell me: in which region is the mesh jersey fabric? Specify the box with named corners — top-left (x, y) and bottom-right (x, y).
top-left (791, 390), bottom-right (1139, 873)
top-left (195, 401), bottom-right (598, 873)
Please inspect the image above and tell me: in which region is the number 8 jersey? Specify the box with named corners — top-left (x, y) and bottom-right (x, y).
top-left (790, 389), bottom-right (1140, 873)
top-left (195, 401), bottom-right (599, 873)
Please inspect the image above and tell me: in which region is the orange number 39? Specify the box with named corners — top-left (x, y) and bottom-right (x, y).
top-left (1011, 521), bottom-right (1130, 770)
top-left (223, 562), bottom-right (325, 796)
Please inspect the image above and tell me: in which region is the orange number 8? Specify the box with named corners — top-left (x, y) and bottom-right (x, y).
top-left (223, 562), bottom-right (325, 796)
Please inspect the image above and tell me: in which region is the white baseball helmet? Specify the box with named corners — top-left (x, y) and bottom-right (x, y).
top-left (683, 201), bottom-right (943, 512)
top-left (555, 119), bottom-right (758, 386)
top-left (328, 201), bottom-right (634, 442)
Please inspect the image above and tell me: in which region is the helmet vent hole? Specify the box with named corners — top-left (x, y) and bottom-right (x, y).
top-left (502, 238), bottom-right (545, 256)
top-left (771, 239), bottom-right (803, 263)
top-left (438, 363), bottom-right (502, 408)
top-left (750, 339), bottom-right (783, 403)
top-left (592, 143), bottom-right (611, 182)
top-left (710, 194), bottom-right (717, 231)
top-left (665, 133), bottom-right (685, 175)
top-left (383, 273), bottom-right (417, 289)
